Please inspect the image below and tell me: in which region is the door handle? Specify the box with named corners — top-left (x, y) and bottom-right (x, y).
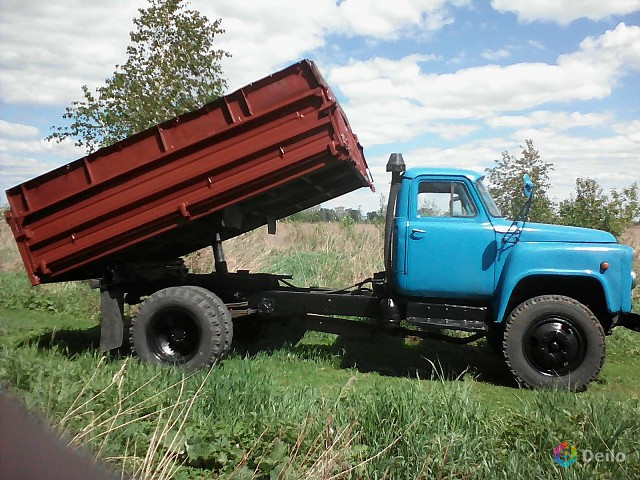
top-left (410, 228), bottom-right (426, 239)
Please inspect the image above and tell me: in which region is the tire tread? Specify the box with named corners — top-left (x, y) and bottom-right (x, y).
top-left (129, 286), bottom-right (225, 369)
top-left (503, 294), bottom-right (605, 391)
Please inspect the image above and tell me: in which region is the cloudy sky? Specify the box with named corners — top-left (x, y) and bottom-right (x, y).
top-left (1, 0), bottom-right (639, 212)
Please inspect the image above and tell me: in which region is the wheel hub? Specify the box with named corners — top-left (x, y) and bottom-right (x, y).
top-left (171, 329), bottom-right (186, 342)
top-left (524, 316), bottom-right (586, 375)
top-left (149, 309), bottom-right (201, 363)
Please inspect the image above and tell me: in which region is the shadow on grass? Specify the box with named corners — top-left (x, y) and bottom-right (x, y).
top-left (26, 315), bottom-right (516, 388)
top-left (23, 323), bottom-right (131, 359)
top-left (233, 317), bottom-right (517, 388)
top-left (334, 335), bottom-right (516, 387)
top-left (22, 326), bottom-right (100, 356)
top-left (292, 335), bottom-right (516, 388)
top-left (231, 315), bottom-right (308, 356)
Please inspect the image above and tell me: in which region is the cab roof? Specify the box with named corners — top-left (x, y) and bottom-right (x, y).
top-left (402, 167), bottom-right (484, 182)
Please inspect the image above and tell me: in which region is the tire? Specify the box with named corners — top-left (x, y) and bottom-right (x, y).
top-left (181, 286), bottom-right (233, 355)
top-left (130, 286), bottom-right (226, 369)
top-left (503, 295), bottom-right (605, 391)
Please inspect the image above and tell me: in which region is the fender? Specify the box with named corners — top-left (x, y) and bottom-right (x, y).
top-left (492, 242), bottom-right (629, 323)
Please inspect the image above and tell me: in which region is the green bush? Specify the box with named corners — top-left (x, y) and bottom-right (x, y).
top-left (266, 251), bottom-right (347, 288)
top-left (0, 271), bottom-right (98, 318)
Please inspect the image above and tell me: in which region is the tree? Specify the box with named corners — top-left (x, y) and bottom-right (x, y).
top-left (366, 194), bottom-right (387, 225)
top-left (344, 208), bottom-right (362, 223)
top-left (47, 0), bottom-right (229, 153)
top-left (486, 140), bottom-right (556, 222)
top-left (558, 178), bottom-right (640, 238)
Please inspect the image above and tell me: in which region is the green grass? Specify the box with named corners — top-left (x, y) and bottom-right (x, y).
top-left (265, 252), bottom-right (347, 288)
top-left (0, 270), bottom-right (99, 318)
top-left (2, 304), bottom-right (640, 479)
top-left (0, 219), bottom-right (639, 479)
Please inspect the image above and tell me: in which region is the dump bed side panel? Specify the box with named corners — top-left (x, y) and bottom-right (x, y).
top-left (5, 60), bottom-right (372, 285)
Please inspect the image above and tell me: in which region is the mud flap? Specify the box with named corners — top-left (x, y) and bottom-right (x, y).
top-left (100, 289), bottom-right (124, 351)
top-left (618, 312), bottom-right (640, 333)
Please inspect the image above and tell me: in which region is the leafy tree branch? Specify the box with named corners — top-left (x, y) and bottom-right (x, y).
top-left (46, 0), bottom-right (229, 153)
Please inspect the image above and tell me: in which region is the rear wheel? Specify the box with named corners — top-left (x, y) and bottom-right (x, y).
top-left (130, 286), bottom-right (227, 369)
top-left (503, 295), bottom-right (605, 391)
top-left (181, 285), bottom-right (233, 355)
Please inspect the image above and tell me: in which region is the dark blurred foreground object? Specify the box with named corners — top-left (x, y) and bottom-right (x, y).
top-left (0, 389), bottom-right (121, 480)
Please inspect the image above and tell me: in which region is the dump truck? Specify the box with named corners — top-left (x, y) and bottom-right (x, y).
top-left (5, 60), bottom-right (639, 391)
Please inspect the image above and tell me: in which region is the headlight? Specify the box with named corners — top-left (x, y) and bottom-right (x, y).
top-left (632, 271), bottom-right (637, 290)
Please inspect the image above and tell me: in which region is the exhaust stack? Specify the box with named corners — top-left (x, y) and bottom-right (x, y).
top-left (383, 153), bottom-right (406, 291)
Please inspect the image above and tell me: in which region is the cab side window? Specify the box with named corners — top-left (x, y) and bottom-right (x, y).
top-left (417, 181), bottom-right (476, 218)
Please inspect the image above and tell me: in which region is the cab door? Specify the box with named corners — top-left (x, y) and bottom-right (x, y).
top-left (403, 177), bottom-right (497, 299)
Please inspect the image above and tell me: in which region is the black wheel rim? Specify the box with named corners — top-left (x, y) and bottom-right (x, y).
top-left (522, 315), bottom-right (587, 376)
top-left (147, 308), bottom-right (202, 364)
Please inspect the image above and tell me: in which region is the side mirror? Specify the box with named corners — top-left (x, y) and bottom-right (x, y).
top-left (522, 174), bottom-right (534, 199)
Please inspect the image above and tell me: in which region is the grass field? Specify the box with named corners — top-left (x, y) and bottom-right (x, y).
top-left (1, 221), bottom-right (639, 479)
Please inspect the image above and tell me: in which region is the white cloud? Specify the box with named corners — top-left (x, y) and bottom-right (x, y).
top-left (0, 118), bottom-right (82, 159)
top-left (323, 22), bottom-right (640, 207)
top-left (0, 118), bottom-right (84, 200)
top-left (401, 138), bottom-right (507, 173)
top-left (335, 119), bottom-right (640, 212)
top-left (328, 23), bottom-right (640, 146)
top-left (199, 0), bottom-right (459, 89)
top-left (528, 40), bottom-right (545, 50)
top-left (0, 136), bottom-right (82, 158)
top-left (426, 123), bottom-right (480, 140)
top-left (0, 0), bottom-right (463, 104)
top-left (480, 48), bottom-right (510, 61)
top-left (361, 125), bottom-right (640, 210)
top-left (491, 0), bottom-right (640, 25)
top-left (504, 125), bottom-right (640, 199)
top-left (486, 111), bottom-right (613, 129)
top-left (0, 0), bottom-right (146, 105)
top-left (0, 120), bottom-right (38, 138)
top-left (333, 0), bottom-right (453, 38)
top-left (447, 51), bottom-right (467, 65)
top-left (0, 155), bottom-right (55, 193)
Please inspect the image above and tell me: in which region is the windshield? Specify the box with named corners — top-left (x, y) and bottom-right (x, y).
top-left (475, 178), bottom-right (503, 217)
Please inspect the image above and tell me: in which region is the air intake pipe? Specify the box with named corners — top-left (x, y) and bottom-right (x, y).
top-left (383, 153), bottom-right (406, 292)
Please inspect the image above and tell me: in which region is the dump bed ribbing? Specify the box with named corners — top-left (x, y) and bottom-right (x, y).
top-left (5, 60), bottom-right (372, 285)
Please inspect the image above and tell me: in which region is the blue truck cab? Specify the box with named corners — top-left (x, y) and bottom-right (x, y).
top-left (385, 154), bottom-right (638, 390)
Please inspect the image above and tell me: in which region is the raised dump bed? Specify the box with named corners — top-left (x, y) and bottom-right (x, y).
top-left (5, 60), bottom-right (372, 285)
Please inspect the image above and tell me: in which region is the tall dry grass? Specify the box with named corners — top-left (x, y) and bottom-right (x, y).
top-left (620, 225), bottom-right (640, 265)
top-left (0, 214), bottom-right (21, 271)
top-left (621, 225), bottom-right (640, 304)
top-left (184, 222), bottom-right (385, 286)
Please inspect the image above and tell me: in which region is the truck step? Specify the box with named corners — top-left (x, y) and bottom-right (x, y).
top-left (405, 302), bottom-right (488, 332)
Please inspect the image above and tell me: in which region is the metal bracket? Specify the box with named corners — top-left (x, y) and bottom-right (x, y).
top-left (267, 216), bottom-right (276, 235)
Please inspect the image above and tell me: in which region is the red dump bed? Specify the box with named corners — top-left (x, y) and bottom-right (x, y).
top-left (5, 60), bottom-right (372, 285)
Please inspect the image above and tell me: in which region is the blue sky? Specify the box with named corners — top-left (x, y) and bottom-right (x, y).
top-left (1, 0), bottom-right (639, 213)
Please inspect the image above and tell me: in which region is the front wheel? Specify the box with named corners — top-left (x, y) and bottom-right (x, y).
top-left (503, 295), bottom-right (605, 391)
